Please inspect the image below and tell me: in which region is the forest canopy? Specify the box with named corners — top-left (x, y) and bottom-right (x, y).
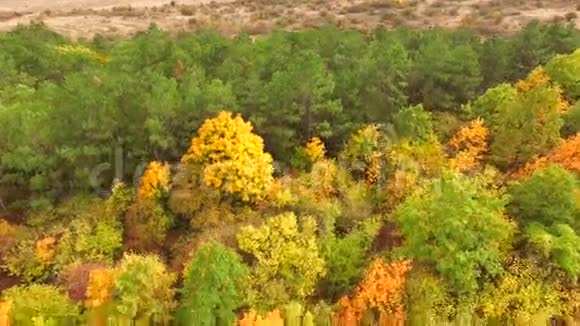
top-left (0, 21), bottom-right (579, 325)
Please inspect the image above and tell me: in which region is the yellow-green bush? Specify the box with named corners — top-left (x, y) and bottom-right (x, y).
top-left (2, 284), bottom-right (80, 323)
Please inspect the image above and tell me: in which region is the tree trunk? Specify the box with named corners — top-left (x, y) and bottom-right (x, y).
top-left (114, 140), bottom-right (124, 182)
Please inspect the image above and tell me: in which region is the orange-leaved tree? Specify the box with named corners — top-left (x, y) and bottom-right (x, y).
top-left (137, 161), bottom-right (171, 202)
top-left (127, 161), bottom-right (173, 252)
top-left (85, 268), bottom-right (116, 326)
top-left (0, 301), bottom-right (9, 326)
top-left (448, 118), bottom-right (489, 173)
top-left (511, 133), bottom-right (580, 179)
top-left (181, 111), bottom-right (274, 202)
top-left (85, 268), bottom-right (115, 308)
top-left (336, 259), bottom-right (412, 325)
top-left (239, 309), bottom-right (284, 326)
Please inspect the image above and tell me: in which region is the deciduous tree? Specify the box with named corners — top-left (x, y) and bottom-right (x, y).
top-left (478, 257), bottom-right (562, 321)
top-left (489, 74), bottom-right (563, 169)
top-left (2, 284), bottom-right (80, 323)
top-left (178, 242), bottom-right (249, 325)
top-left (112, 254), bottom-right (176, 320)
top-left (395, 171), bottom-right (514, 295)
top-left (137, 161), bottom-right (170, 202)
top-left (305, 137), bottom-right (326, 163)
top-left (511, 134), bottom-right (580, 178)
top-left (237, 212), bottom-right (326, 310)
top-left (393, 104), bottom-right (434, 143)
top-left (336, 259), bottom-right (412, 324)
top-left (545, 49), bottom-right (580, 101)
top-left (181, 111), bottom-right (274, 202)
top-left (448, 118), bottom-right (489, 173)
top-left (509, 165), bottom-right (577, 227)
top-left (508, 166), bottom-right (580, 277)
top-left (320, 220), bottom-right (381, 299)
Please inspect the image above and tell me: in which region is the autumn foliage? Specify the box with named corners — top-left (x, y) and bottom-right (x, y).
top-left (85, 268), bottom-right (115, 308)
top-left (341, 124), bottom-right (383, 185)
top-left (489, 68), bottom-right (565, 169)
top-left (1, 22), bottom-right (580, 326)
top-left (305, 137), bottom-right (326, 163)
top-left (0, 301), bottom-right (9, 326)
top-left (515, 67), bottom-right (551, 94)
top-left (336, 259), bottom-right (412, 325)
top-left (515, 67), bottom-right (570, 112)
top-left (85, 268), bottom-right (115, 326)
top-left (239, 309), bottom-right (284, 326)
top-left (449, 118), bottom-right (489, 172)
top-left (512, 133), bottom-right (580, 178)
top-left (137, 161), bottom-right (171, 202)
top-left (0, 219), bottom-right (15, 255)
top-left (128, 161), bottom-right (173, 252)
top-left (35, 236), bottom-right (57, 264)
top-left (181, 111), bottom-right (274, 202)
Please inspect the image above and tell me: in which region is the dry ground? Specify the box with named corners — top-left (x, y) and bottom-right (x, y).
top-left (0, 0), bottom-right (578, 39)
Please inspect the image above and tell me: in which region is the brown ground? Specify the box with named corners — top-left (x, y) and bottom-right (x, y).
top-left (0, 0), bottom-right (579, 39)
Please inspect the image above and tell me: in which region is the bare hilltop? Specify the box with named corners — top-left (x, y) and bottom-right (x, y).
top-left (0, 0), bottom-right (579, 39)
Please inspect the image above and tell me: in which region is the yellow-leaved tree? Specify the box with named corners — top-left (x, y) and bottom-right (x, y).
top-left (137, 161), bottom-right (171, 202)
top-left (515, 66), bottom-right (551, 94)
top-left (515, 66), bottom-right (570, 113)
top-left (448, 118), bottom-right (489, 173)
top-left (181, 111), bottom-right (274, 202)
top-left (305, 137), bottom-right (326, 163)
top-left (35, 236), bottom-right (57, 264)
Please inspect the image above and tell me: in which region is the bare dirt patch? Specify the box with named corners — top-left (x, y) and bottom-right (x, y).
top-left (0, 0), bottom-right (578, 39)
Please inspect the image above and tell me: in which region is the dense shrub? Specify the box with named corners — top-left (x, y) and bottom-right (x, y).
top-left (395, 171), bottom-right (515, 295)
top-left (60, 262), bottom-right (106, 303)
top-left (237, 212), bottom-right (326, 310)
top-left (561, 102), bottom-right (580, 137)
top-left (509, 165), bottom-right (578, 227)
top-left (124, 201), bottom-right (173, 253)
top-left (478, 257), bottom-right (562, 320)
top-left (56, 215), bottom-right (123, 266)
top-left (488, 75), bottom-right (564, 169)
top-left (2, 284), bottom-right (80, 323)
top-left (178, 242), bottom-right (249, 325)
top-left (393, 104), bottom-right (434, 143)
top-left (0, 219), bottom-right (16, 258)
top-left (3, 235), bottom-right (52, 282)
top-left (319, 220), bottom-right (381, 299)
top-left (112, 254), bottom-right (177, 320)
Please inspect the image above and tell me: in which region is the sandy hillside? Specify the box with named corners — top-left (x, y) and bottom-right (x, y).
top-left (0, 0), bottom-right (578, 39)
top-left (0, 0), bottom-right (230, 11)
